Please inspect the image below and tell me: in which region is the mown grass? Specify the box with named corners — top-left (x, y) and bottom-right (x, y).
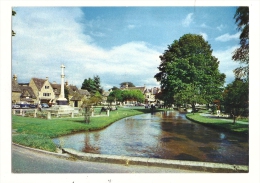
top-left (186, 113), bottom-right (249, 136)
top-left (12, 107), bottom-right (156, 152)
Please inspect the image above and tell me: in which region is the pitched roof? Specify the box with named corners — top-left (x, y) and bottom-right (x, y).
top-left (31, 78), bottom-right (47, 90)
top-left (51, 83), bottom-right (61, 95)
top-left (67, 85), bottom-right (79, 95)
top-left (12, 78), bottom-right (22, 92)
top-left (78, 89), bottom-right (90, 96)
top-left (20, 85), bottom-right (37, 99)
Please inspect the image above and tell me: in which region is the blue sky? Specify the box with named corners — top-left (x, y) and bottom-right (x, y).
top-left (12, 6), bottom-right (244, 90)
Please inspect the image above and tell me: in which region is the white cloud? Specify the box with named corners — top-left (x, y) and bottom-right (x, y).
top-left (217, 24), bottom-right (225, 31)
top-left (127, 24), bottom-right (136, 29)
top-left (215, 32), bottom-right (240, 42)
top-left (213, 46), bottom-right (241, 84)
top-left (182, 13), bottom-right (193, 27)
top-left (200, 32), bottom-right (208, 41)
top-left (200, 23), bottom-right (209, 28)
top-left (12, 8), bottom-right (161, 90)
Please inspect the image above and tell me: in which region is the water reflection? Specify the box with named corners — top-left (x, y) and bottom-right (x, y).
top-left (53, 110), bottom-right (248, 165)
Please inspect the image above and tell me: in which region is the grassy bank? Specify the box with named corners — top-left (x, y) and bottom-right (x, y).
top-left (186, 113), bottom-right (249, 136)
top-left (12, 107), bottom-right (156, 152)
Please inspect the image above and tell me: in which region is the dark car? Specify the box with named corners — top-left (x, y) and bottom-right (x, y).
top-left (29, 104), bottom-right (37, 108)
top-left (41, 103), bottom-right (49, 108)
top-left (20, 103), bottom-right (30, 108)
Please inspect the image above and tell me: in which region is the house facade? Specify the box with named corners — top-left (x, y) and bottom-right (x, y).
top-left (29, 77), bottom-right (55, 104)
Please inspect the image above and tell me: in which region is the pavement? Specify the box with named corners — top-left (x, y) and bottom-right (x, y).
top-left (12, 143), bottom-right (248, 173)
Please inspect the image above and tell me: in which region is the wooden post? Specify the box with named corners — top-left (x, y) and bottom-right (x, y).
top-left (34, 109), bottom-right (37, 118)
top-left (47, 112), bottom-right (51, 120)
top-left (71, 112), bottom-right (74, 118)
top-left (107, 109), bottom-right (109, 116)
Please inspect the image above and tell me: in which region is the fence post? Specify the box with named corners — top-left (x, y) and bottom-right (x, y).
top-left (13, 109), bottom-right (15, 115)
top-left (47, 112), bottom-right (51, 120)
top-left (71, 112), bottom-right (74, 118)
top-left (107, 109), bottom-right (109, 116)
top-left (34, 109), bottom-right (37, 118)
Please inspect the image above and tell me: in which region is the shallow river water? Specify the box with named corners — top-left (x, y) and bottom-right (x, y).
top-left (53, 111), bottom-right (249, 165)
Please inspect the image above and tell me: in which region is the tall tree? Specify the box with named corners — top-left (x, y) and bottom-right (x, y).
top-left (81, 75), bottom-right (103, 95)
top-left (154, 34), bottom-right (225, 112)
top-left (222, 78), bottom-right (249, 123)
top-left (120, 82), bottom-right (135, 88)
top-left (12, 9), bottom-right (16, 36)
top-left (232, 7), bottom-right (249, 79)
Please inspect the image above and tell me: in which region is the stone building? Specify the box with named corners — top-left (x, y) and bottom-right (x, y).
top-left (29, 77), bottom-right (55, 104)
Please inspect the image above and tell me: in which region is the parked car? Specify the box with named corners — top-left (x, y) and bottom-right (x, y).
top-left (29, 104), bottom-right (37, 108)
top-left (12, 104), bottom-right (20, 109)
top-left (41, 103), bottom-right (49, 108)
top-left (20, 103), bottom-right (30, 108)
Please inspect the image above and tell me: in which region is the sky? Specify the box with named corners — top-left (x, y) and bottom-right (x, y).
top-left (12, 6), bottom-right (244, 91)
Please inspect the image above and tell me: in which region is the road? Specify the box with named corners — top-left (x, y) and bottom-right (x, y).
top-left (12, 144), bottom-right (199, 173)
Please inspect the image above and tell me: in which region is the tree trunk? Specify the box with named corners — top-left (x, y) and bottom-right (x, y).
top-left (192, 103), bottom-right (196, 114)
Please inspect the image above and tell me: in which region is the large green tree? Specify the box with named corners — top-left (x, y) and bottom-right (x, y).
top-left (222, 78), bottom-right (249, 123)
top-left (122, 90), bottom-right (144, 103)
top-left (232, 6), bottom-right (249, 79)
top-left (81, 75), bottom-right (103, 95)
top-left (107, 89), bottom-right (123, 104)
top-left (120, 82), bottom-right (135, 88)
top-left (154, 34), bottom-right (225, 111)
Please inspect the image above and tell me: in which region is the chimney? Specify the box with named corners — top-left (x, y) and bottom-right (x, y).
top-left (65, 81), bottom-right (68, 86)
top-left (46, 77), bottom-right (49, 81)
top-left (13, 74), bottom-right (17, 81)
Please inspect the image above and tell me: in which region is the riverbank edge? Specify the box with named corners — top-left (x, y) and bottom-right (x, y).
top-left (185, 113), bottom-right (249, 136)
top-left (12, 143), bottom-right (248, 173)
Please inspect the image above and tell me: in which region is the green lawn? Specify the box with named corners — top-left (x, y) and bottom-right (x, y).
top-left (12, 107), bottom-right (154, 152)
top-left (186, 113), bottom-right (249, 136)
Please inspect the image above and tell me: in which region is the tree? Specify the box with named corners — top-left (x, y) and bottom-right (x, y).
top-left (232, 7), bottom-right (249, 79)
top-left (120, 82), bottom-right (135, 88)
top-left (12, 9), bottom-right (16, 36)
top-left (93, 75), bottom-right (103, 94)
top-left (107, 89), bottom-right (123, 104)
top-left (222, 78), bottom-right (249, 124)
top-left (154, 34), bottom-right (225, 112)
top-left (81, 75), bottom-right (103, 95)
top-left (122, 89), bottom-right (144, 103)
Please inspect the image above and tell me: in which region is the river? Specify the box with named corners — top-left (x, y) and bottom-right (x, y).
top-left (53, 110), bottom-right (248, 165)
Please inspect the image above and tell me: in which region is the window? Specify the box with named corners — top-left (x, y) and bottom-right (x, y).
top-left (45, 86), bottom-right (49, 89)
top-left (43, 93), bottom-right (51, 96)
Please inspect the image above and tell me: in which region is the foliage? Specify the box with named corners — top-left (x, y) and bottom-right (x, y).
top-left (64, 87), bottom-right (69, 100)
top-left (110, 86), bottom-right (119, 91)
top-left (81, 75), bottom-right (103, 95)
top-left (222, 78), bottom-right (249, 123)
top-left (12, 9), bottom-right (16, 36)
top-left (120, 82), bottom-right (135, 88)
top-left (82, 91), bottom-right (103, 106)
top-left (232, 7), bottom-right (249, 79)
top-left (107, 89), bottom-right (123, 104)
top-left (122, 89), bottom-right (145, 103)
top-left (154, 34), bottom-right (225, 110)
